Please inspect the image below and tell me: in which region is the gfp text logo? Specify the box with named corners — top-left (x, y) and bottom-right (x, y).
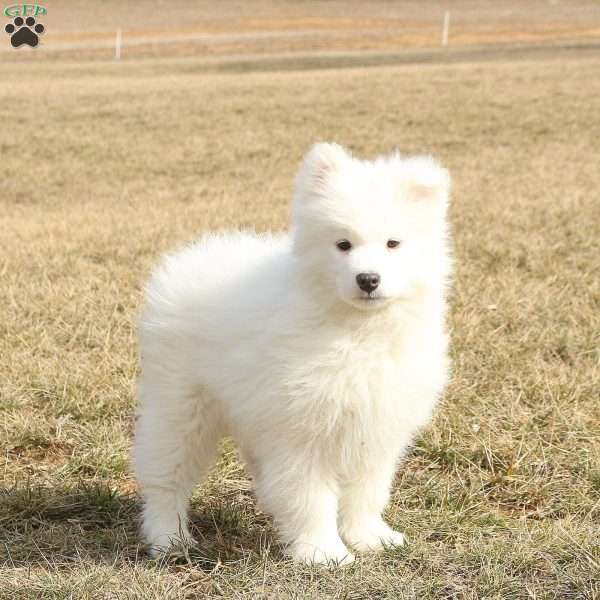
top-left (4, 3), bottom-right (45, 47)
top-left (4, 4), bottom-right (46, 17)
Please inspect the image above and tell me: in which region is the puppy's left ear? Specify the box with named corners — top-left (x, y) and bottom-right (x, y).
top-left (400, 156), bottom-right (450, 207)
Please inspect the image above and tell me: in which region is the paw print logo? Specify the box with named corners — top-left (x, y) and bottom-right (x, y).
top-left (5, 16), bottom-right (44, 47)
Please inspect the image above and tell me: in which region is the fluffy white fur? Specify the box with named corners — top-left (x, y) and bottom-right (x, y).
top-left (134, 143), bottom-right (451, 565)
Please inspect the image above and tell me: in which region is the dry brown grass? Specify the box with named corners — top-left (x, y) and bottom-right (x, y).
top-left (1, 34), bottom-right (599, 600)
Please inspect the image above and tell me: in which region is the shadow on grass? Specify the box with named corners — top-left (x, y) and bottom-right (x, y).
top-left (0, 481), bottom-right (276, 569)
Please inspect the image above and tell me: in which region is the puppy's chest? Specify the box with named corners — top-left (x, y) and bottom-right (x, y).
top-left (284, 342), bottom-right (408, 428)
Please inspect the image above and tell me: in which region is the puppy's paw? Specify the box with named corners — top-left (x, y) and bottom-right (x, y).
top-left (288, 536), bottom-right (355, 566)
top-left (343, 519), bottom-right (406, 553)
top-left (146, 533), bottom-right (197, 558)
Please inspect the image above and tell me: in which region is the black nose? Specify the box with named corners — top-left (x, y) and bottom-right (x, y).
top-left (356, 272), bottom-right (380, 293)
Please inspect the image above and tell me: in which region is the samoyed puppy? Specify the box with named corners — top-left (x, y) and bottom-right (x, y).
top-left (134, 143), bottom-right (451, 565)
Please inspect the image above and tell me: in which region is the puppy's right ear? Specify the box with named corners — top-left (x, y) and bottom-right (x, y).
top-left (295, 142), bottom-right (350, 200)
top-left (304, 142), bottom-right (349, 176)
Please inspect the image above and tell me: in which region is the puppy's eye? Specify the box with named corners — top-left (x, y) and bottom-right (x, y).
top-left (336, 239), bottom-right (352, 252)
top-left (387, 239), bottom-right (401, 249)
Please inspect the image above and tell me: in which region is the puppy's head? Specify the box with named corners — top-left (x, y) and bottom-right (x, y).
top-left (291, 143), bottom-right (450, 311)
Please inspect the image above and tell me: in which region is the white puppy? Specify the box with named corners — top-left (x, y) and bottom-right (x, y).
top-left (134, 143), bottom-right (451, 565)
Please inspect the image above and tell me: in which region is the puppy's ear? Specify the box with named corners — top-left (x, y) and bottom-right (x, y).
top-left (400, 156), bottom-right (450, 206)
top-left (304, 142), bottom-right (349, 174)
top-left (295, 142), bottom-right (350, 200)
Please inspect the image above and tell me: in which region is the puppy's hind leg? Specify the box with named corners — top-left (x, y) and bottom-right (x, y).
top-left (134, 380), bottom-right (222, 556)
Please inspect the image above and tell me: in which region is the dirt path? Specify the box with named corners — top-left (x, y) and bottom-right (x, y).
top-left (190, 41), bottom-right (600, 74)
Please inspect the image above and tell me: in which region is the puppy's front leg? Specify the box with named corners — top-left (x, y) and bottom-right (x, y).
top-left (255, 453), bottom-right (354, 566)
top-left (338, 450), bottom-right (407, 553)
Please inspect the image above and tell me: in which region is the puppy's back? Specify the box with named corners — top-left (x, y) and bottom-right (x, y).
top-left (140, 231), bottom-right (291, 345)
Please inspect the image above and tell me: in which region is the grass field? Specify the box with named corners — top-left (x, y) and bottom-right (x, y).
top-left (1, 4), bottom-right (600, 598)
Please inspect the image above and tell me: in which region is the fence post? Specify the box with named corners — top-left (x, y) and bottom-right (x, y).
top-left (442, 11), bottom-right (450, 47)
top-left (115, 28), bottom-right (122, 60)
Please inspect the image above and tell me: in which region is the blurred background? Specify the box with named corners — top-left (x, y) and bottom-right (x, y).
top-left (3, 0), bottom-right (600, 63)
